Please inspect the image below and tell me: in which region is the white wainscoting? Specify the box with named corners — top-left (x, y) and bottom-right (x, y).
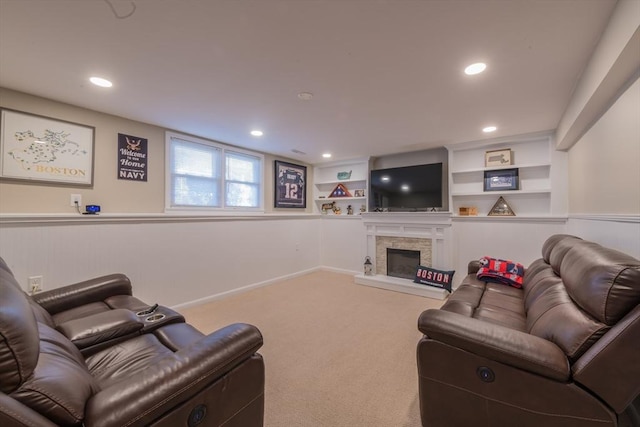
top-left (567, 215), bottom-right (640, 259)
top-left (451, 217), bottom-right (567, 288)
top-left (319, 216), bottom-right (367, 274)
top-left (0, 215), bottom-right (321, 308)
top-left (2, 213), bottom-right (637, 309)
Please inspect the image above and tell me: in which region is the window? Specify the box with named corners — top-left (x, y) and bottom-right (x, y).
top-left (167, 132), bottom-right (263, 211)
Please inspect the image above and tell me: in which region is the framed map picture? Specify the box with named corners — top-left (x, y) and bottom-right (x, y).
top-left (0, 109), bottom-right (94, 186)
top-left (275, 160), bottom-right (306, 208)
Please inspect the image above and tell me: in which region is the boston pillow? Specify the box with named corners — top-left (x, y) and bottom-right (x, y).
top-left (414, 266), bottom-right (454, 292)
top-left (477, 256), bottom-right (524, 288)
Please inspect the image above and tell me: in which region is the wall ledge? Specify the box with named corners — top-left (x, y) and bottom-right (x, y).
top-left (452, 215), bottom-right (567, 223)
top-left (0, 212), bottom-right (321, 225)
top-left (568, 214), bottom-right (640, 224)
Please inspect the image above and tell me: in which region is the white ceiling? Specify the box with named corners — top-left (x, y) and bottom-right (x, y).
top-left (0, 0), bottom-right (617, 164)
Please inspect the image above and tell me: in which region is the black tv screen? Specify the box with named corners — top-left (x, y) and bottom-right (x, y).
top-left (370, 163), bottom-right (443, 211)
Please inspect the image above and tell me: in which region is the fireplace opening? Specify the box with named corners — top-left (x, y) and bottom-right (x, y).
top-left (387, 248), bottom-right (420, 280)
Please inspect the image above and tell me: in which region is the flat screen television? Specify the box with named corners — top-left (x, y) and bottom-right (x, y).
top-left (369, 163), bottom-right (443, 211)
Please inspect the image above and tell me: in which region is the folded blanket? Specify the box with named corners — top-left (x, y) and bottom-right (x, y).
top-left (477, 256), bottom-right (524, 288)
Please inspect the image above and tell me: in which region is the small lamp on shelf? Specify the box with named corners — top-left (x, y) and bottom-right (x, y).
top-left (364, 256), bottom-right (373, 276)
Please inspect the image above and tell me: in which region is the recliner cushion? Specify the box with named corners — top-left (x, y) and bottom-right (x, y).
top-left (11, 323), bottom-right (99, 426)
top-left (541, 234), bottom-right (582, 266)
top-left (86, 333), bottom-right (174, 389)
top-left (0, 269), bottom-right (39, 394)
top-left (526, 281), bottom-right (608, 361)
top-left (561, 241), bottom-right (640, 325)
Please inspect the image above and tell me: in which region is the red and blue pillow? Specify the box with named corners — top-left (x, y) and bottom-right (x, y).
top-left (477, 256), bottom-right (524, 288)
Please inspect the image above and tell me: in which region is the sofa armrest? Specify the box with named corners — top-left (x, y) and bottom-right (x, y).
top-left (55, 309), bottom-right (143, 349)
top-left (418, 309), bottom-right (570, 381)
top-left (467, 260), bottom-right (481, 274)
top-left (32, 274), bottom-right (132, 315)
top-left (0, 392), bottom-right (60, 427)
top-left (85, 323), bottom-right (264, 427)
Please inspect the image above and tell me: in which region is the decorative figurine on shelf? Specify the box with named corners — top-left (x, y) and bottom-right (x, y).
top-left (337, 170), bottom-right (352, 180)
top-left (329, 183), bottom-right (352, 197)
top-left (364, 256), bottom-right (373, 276)
top-left (360, 205), bottom-right (366, 214)
top-left (321, 201), bottom-right (335, 214)
top-left (333, 205), bottom-right (342, 215)
top-left (347, 205), bottom-right (353, 215)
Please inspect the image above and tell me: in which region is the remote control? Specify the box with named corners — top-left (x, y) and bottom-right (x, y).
top-left (138, 303), bottom-right (158, 316)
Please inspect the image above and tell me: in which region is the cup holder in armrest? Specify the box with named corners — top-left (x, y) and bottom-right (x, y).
top-left (136, 303), bottom-right (159, 317)
top-left (145, 313), bottom-right (166, 322)
top-left (136, 305), bottom-right (185, 332)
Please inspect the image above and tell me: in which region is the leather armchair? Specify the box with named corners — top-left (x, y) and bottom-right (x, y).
top-left (0, 257), bottom-right (265, 427)
top-left (417, 235), bottom-right (640, 427)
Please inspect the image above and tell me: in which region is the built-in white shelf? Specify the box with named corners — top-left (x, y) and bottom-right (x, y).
top-left (318, 215), bottom-right (364, 219)
top-left (313, 158), bottom-right (371, 215)
top-left (315, 196), bottom-right (366, 201)
top-left (315, 179), bottom-right (365, 186)
top-left (451, 162), bottom-right (551, 174)
top-left (451, 189), bottom-right (551, 197)
top-left (447, 133), bottom-right (565, 217)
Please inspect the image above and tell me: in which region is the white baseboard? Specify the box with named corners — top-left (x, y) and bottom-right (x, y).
top-left (171, 266), bottom-right (322, 310)
top-left (319, 266), bottom-right (361, 276)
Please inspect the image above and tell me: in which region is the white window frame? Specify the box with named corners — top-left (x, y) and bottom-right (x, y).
top-left (165, 131), bottom-right (264, 212)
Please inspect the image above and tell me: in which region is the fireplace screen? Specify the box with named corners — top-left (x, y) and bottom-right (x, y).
top-left (387, 248), bottom-right (420, 280)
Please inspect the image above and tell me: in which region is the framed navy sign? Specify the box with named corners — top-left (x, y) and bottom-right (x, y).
top-left (118, 133), bottom-right (147, 181)
top-left (275, 160), bottom-right (306, 208)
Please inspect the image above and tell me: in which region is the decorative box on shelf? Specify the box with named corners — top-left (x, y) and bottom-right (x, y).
top-left (458, 207), bottom-right (478, 216)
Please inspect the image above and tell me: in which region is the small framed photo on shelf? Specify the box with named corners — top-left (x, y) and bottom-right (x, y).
top-left (275, 160), bottom-right (307, 208)
top-left (484, 168), bottom-right (519, 191)
top-left (354, 189), bottom-right (365, 197)
top-left (485, 148), bottom-right (512, 167)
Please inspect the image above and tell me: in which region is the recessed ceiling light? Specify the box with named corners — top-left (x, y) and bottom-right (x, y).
top-left (464, 63), bottom-right (487, 75)
top-left (401, 184), bottom-right (410, 191)
top-left (298, 92), bottom-right (314, 100)
top-left (483, 126), bottom-right (497, 133)
top-left (250, 130), bottom-right (263, 137)
top-left (322, 153), bottom-right (332, 158)
top-left (89, 76), bottom-right (113, 87)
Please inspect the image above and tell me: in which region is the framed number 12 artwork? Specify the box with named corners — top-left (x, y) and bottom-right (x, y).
top-left (274, 160), bottom-right (307, 208)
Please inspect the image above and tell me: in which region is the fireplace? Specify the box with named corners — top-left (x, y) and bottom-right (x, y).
top-left (387, 248), bottom-right (420, 280)
top-left (355, 212), bottom-right (453, 300)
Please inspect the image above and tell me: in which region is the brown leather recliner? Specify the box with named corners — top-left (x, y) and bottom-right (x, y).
top-left (417, 234), bottom-right (640, 427)
top-left (0, 257), bottom-right (265, 427)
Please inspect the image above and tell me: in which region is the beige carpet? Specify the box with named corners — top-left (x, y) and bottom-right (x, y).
top-left (180, 270), bottom-right (444, 427)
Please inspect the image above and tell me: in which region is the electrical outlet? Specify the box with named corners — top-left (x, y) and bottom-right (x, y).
top-left (28, 275), bottom-right (43, 294)
top-left (70, 194), bottom-right (82, 207)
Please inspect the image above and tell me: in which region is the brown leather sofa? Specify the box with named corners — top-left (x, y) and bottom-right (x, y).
top-left (0, 257), bottom-right (265, 427)
top-left (417, 234), bottom-right (640, 427)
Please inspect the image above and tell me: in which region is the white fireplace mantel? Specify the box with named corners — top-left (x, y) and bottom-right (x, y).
top-left (355, 212), bottom-right (453, 300)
